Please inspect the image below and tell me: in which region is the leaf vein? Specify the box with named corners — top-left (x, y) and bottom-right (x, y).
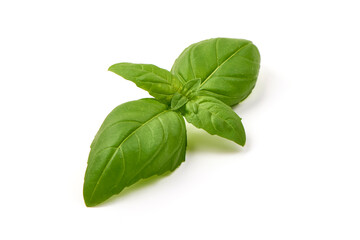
top-left (200, 42), bottom-right (251, 88)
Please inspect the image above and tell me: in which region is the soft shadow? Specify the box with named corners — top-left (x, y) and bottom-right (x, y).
top-left (98, 172), bottom-right (173, 207)
top-left (186, 124), bottom-right (241, 153)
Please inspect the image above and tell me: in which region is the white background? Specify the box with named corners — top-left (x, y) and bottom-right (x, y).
top-left (1, 0), bottom-right (359, 239)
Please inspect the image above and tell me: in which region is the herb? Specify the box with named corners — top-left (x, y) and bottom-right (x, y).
top-left (83, 38), bottom-right (260, 207)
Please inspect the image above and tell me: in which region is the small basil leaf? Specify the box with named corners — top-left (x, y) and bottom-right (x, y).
top-left (109, 63), bottom-right (183, 103)
top-left (171, 38), bottom-right (260, 106)
top-left (84, 98), bottom-right (187, 207)
top-left (171, 92), bottom-right (188, 110)
top-left (181, 78), bottom-right (201, 97)
top-left (184, 96), bottom-right (246, 146)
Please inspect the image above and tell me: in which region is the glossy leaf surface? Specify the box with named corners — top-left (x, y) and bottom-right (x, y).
top-left (109, 63), bottom-right (183, 103)
top-left (171, 38), bottom-right (260, 106)
top-left (84, 98), bottom-right (186, 206)
top-left (184, 96), bottom-right (246, 146)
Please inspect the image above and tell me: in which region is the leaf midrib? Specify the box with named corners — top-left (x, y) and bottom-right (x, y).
top-left (199, 42), bottom-right (251, 88)
top-left (206, 104), bottom-right (244, 144)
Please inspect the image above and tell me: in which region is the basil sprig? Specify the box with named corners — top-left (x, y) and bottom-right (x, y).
top-left (84, 38), bottom-right (260, 206)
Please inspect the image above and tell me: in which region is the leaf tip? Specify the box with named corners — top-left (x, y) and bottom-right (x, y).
top-left (108, 64), bottom-right (116, 72)
top-left (83, 177), bottom-right (104, 207)
top-left (238, 139), bottom-right (246, 147)
top-left (236, 132), bottom-right (246, 147)
top-left (84, 198), bottom-right (96, 207)
top-left (83, 187), bottom-right (106, 207)
top-left (83, 186), bottom-right (97, 207)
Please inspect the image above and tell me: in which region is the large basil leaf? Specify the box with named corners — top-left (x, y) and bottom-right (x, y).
top-left (109, 63), bottom-right (183, 104)
top-left (84, 98), bottom-right (187, 207)
top-left (183, 96), bottom-right (246, 146)
top-left (171, 38), bottom-right (260, 106)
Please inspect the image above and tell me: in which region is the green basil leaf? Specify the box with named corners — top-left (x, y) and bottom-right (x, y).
top-left (184, 96), bottom-right (246, 146)
top-left (170, 92), bottom-right (188, 110)
top-left (109, 63), bottom-right (183, 103)
top-left (84, 98), bottom-right (187, 207)
top-left (180, 78), bottom-right (201, 97)
top-left (171, 38), bottom-right (260, 106)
